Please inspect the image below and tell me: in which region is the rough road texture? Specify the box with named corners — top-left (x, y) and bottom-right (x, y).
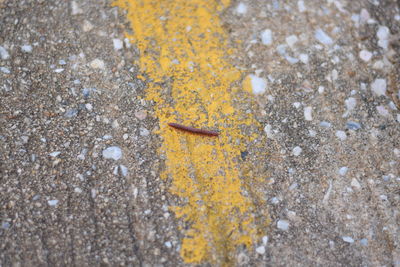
top-left (0, 0), bottom-right (399, 266)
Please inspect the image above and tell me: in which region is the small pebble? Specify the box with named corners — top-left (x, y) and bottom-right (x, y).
top-left (360, 238), bottom-right (368, 246)
top-left (286, 35), bottom-right (298, 49)
top-left (318, 86), bottom-right (325, 94)
top-left (371, 78), bottom-right (386, 96)
top-left (54, 68), bottom-right (64, 73)
top-left (83, 20), bottom-right (94, 32)
top-left (339, 167), bottom-right (348, 176)
top-left (293, 102), bottom-right (301, 108)
top-left (320, 121), bottom-right (331, 128)
top-left (285, 55), bottom-right (299, 64)
top-left (377, 26), bottom-right (390, 49)
top-left (0, 46), bottom-right (10, 60)
top-left (315, 29), bottom-right (333, 45)
top-left (164, 241), bottom-right (172, 248)
top-left (262, 236), bottom-right (269, 245)
top-left (64, 109), bottom-right (78, 118)
top-left (304, 106), bottom-right (312, 121)
top-left (49, 151), bottom-right (61, 157)
top-left (48, 199), bottom-right (59, 206)
top-left (102, 146), bottom-right (122, 160)
top-left (261, 29), bottom-right (273, 45)
top-left (351, 178), bottom-right (361, 189)
top-left (263, 124), bottom-right (273, 136)
top-left (236, 2), bottom-right (247, 14)
top-left (90, 58), bottom-right (105, 69)
top-left (140, 127), bottom-right (150, 136)
top-left (270, 197), bottom-right (279, 204)
top-left (74, 187), bottom-right (83, 193)
top-left (359, 50), bottom-right (372, 62)
top-left (113, 39), bottom-right (123, 50)
top-left (71, 1), bottom-right (83, 15)
top-left (309, 129), bottom-right (317, 137)
top-left (277, 220), bottom-right (290, 231)
top-left (1, 221), bottom-right (10, 229)
top-left (103, 135), bottom-right (113, 140)
top-left (346, 121), bottom-right (361, 130)
top-left (256, 246), bottom-right (265, 255)
top-left (85, 103), bottom-right (93, 111)
top-left (135, 110), bottom-right (147, 120)
top-left (292, 146), bottom-right (302, 156)
top-left (21, 45), bottom-right (33, 53)
top-left (0, 67), bottom-right (11, 74)
top-left (336, 130), bottom-right (347, 141)
top-left (120, 165), bottom-right (128, 177)
top-left (299, 54), bottom-right (309, 64)
top-left (249, 74), bottom-right (267, 95)
top-left (342, 236), bottom-right (354, 243)
top-left (376, 106), bottom-right (389, 117)
top-left (298, 0), bottom-right (306, 12)
top-left (345, 97), bottom-right (357, 111)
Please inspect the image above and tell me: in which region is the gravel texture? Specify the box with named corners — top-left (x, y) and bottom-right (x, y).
top-left (1, 0), bottom-right (399, 266)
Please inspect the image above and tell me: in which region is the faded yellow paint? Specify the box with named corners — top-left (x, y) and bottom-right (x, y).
top-left (114, 0), bottom-right (269, 265)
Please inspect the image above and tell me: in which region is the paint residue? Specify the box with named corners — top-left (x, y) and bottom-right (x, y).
top-left (114, 0), bottom-right (269, 264)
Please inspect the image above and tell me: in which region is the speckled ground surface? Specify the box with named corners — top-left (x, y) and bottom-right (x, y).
top-left (1, 0), bottom-right (399, 266)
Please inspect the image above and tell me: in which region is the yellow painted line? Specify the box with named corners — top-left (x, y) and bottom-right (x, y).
top-left (114, 0), bottom-right (269, 265)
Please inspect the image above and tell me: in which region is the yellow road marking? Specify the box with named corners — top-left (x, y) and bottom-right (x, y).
top-left (114, 0), bottom-right (269, 264)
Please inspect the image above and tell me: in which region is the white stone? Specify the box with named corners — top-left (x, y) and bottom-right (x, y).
top-left (85, 103), bottom-right (93, 111)
top-left (285, 55), bottom-right (299, 64)
top-left (309, 129), bottom-right (317, 137)
top-left (342, 236), bottom-right (354, 243)
top-left (249, 74), bottom-right (267, 95)
top-left (0, 46), bottom-right (10, 60)
top-left (371, 79), bottom-right (386, 96)
top-left (54, 68), bottom-right (64, 73)
top-left (304, 106), bottom-right (312, 121)
top-left (71, 1), bottom-right (83, 15)
top-left (315, 29), bottom-right (333, 45)
top-left (292, 146), bottom-right (302, 156)
top-left (298, 0), bottom-right (306, 12)
top-left (339, 167), bottom-right (348, 176)
top-left (256, 246), bottom-right (265, 255)
top-left (376, 105), bottom-right (389, 117)
top-left (164, 241), bottom-right (172, 248)
top-left (236, 2), bottom-right (247, 15)
top-left (90, 59), bottom-right (105, 69)
top-left (335, 130), bottom-right (347, 141)
top-left (277, 220), bottom-right (290, 231)
top-left (261, 29), bottom-right (272, 45)
top-left (49, 151), bottom-right (61, 157)
top-left (83, 20), bottom-right (94, 32)
top-left (377, 26), bottom-right (390, 40)
top-left (120, 165), bottom-right (128, 177)
top-left (351, 178), bottom-right (361, 189)
top-left (318, 86), bottom-right (325, 94)
top-left (359, 50), bottom-right (372, 62)
top-left (264, 124), bottom-right (272, 136)
top-left (48, 199), bottom-right (59, 206)
top-left (0, 67), bottom-right (10, 74)
top-left (102, 146), bottom-right (122, 160)
top-left (262, 236), bottom-right (269, 245)
top-left (74, 187), bottom-right (83, 193)
top-left (113, 39), bottom-right (123, 50)
top-left (21, 45), bottom-right (32, 53)
top-left (286, 35), bottom-right (298, 49)
top-left (299, 54), bottom-right (309, 64)
top-left (345, 97), bottom-right (357, 111)
top-left (293, 102), bottom-right (301, 108)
